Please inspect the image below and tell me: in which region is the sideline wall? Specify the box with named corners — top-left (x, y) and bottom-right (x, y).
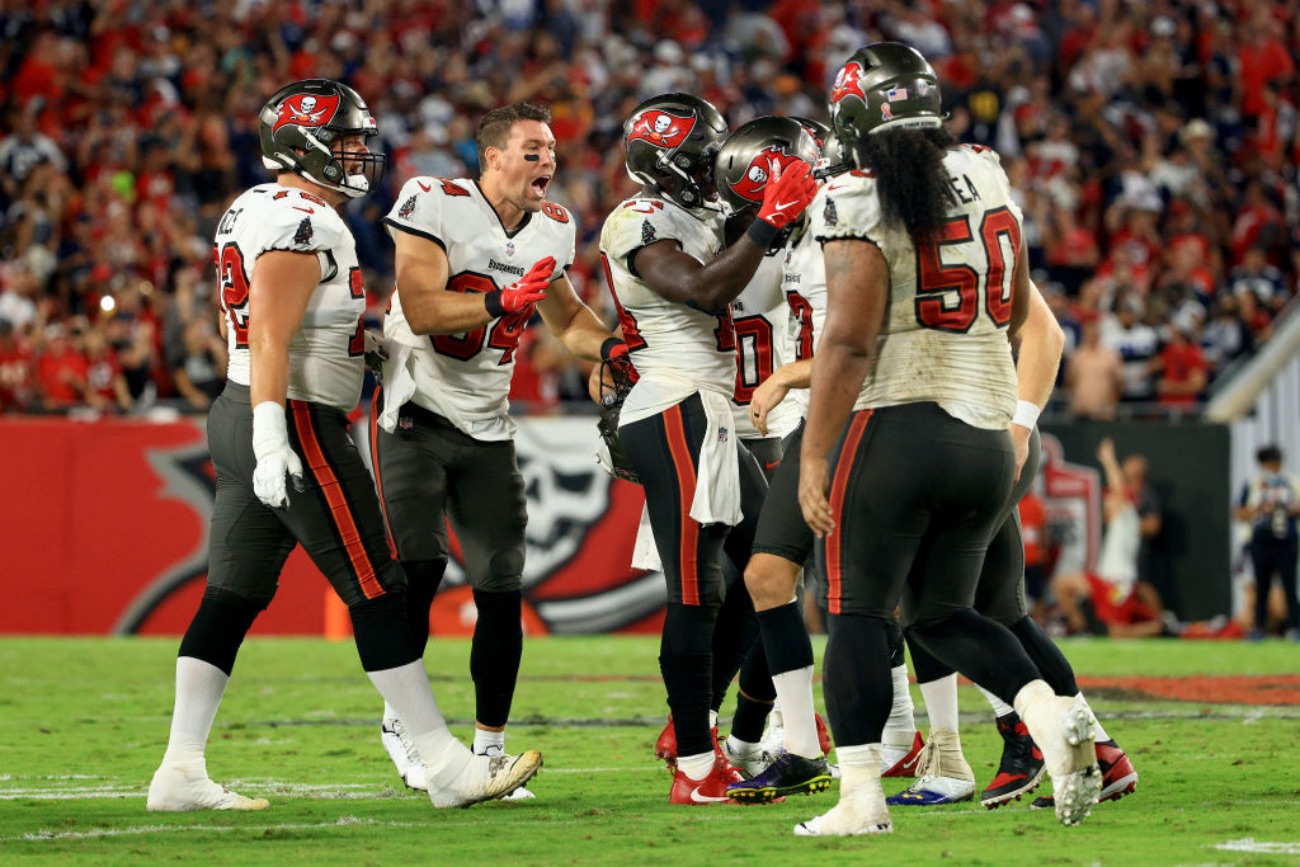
top-left (0, 415), bottom-right (1232, 635)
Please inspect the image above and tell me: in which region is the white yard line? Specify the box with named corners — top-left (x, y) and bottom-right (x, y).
top-left (1213, 838), bottom-right (1300, 855)
top-left (0, 767), bottom-right (661, 802)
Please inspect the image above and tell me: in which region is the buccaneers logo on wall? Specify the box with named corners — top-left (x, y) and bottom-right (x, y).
top-left (273, 93), bottom-right (341, 133)
top-left (731, 145), bottom-right (802, 204)
top-left (628, 110), bottom-right (695, 148)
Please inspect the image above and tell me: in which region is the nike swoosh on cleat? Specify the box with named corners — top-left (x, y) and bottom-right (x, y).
top-left (690, 788), bottom-right (729, 804)
top-left (899, 754), bottom-right (921, 773)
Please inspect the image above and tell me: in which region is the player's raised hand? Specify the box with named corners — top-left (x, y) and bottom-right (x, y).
top-left (756, 160), bottom-right (816, 230)
top-left (487, 255), bottom-right (555, 317)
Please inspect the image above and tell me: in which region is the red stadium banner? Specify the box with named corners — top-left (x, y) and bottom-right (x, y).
top-left (0, 415), bottom-right (663, 636)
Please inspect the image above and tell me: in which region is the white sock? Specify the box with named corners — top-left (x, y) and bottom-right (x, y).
top-left (771, 665), bottom-right (820, 758)
top-left (366, 660), bottom-right (461, 778)
top-left (678, 750), bottom-right (715, 781)
top-left (979, 686), bottom-right (1015, 718)
top-left (473, 729), bottom-right (505, 755)
top-left (919, 673), bottom-right (960, 733)
top-left (836, 743), bottom-right (884, 797)
top-left (1077, 694), bottom-right (1109, 741)
top-left (161, 657), bottom-right (230, 766)
top-left (882, 665), bottom-right (917, 749)
top-left (725, 734), bottom-right (760, 758)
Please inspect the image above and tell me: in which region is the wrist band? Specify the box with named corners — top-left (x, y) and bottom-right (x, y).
top-left (1011, 399), bottom-right (1040, 430)
top-left (745, 218), bottom-right (780, 250)
top-left (483, 290), bottom-right (505, 319)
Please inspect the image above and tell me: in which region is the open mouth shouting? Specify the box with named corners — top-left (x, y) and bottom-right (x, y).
top-left (531, 174), bottom-right (552, 199)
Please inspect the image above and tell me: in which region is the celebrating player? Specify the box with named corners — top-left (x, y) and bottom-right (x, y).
top-left (373, 102), bottom-right (624, 795)
top-left (795, 44), bottom-right (1102, 836)
top-left (147, 80), bottom-right (540, 813)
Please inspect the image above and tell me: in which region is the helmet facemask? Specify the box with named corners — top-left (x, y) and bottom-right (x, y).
top-left (260, 80), bottom-right (387, 199)
top-left (623, 94), bottom-right (728, 212)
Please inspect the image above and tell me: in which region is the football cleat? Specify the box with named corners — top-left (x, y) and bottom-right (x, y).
top-left (727, 752), bottom-right (833, 803)
top-left (478, 744), bottom-right (536, 799)
top-left (886, 729), bottom-right (975, 806)
top-left (654, 714), bottom-right (718, 770)
top-left (146, 759), bottom-right (270, 812)
top-left (815, 713), bottom-right (833, 757)
top-left (426, 749), bottom-right (543, 810)
top-left (981, 711), bottom-right (1046, 809)
top-left (1031, 739), bottom-right (1137, 810)
top-left (1017, 691), bottom-right (1101, 827)
top-left (794, 781), bottom-right (892, 837)
top-left (381, 715), bottom-right (427, 791)
top-left (722, 736), bottom-right (767, 779)
top-left (759, 712), bottom-right (833, 764)
top-left (669, 753), bottom-right (745, 806)
top-left (881, 731), bottom-right (926, 778)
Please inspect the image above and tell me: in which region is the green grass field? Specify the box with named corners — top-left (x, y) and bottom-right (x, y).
top-left (1, 636), bottom-right (1297, 865)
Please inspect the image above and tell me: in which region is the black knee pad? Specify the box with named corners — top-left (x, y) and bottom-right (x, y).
top-left (349, 592), bottom-right (420, 672)
top-left (177, 587), bottom-right (268, 676)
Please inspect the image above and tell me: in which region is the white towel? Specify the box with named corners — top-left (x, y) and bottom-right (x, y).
top-left (690, 390), bottom-right (742, 527)
top-left (377, 343), bottom-right (417, 434)
top-left (631, 502), bottom-right (662, 571)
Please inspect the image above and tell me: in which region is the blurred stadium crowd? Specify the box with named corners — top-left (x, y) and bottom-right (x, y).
top-left (0, 0), bottom-right (1296, 416)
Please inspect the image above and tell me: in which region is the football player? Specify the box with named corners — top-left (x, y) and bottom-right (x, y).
top-left (147, 80), bottom-right (540, 814)
top-left (600, 92), bottom-right (816, 804)
top-left (716, 121), bottom-right (926, 803)
top-left (373, 102), bottom-right (625, 796)
top-left (795, 43), bottom-right (1101, 836)
top-left (890, 288), bottom-right (1137, 813)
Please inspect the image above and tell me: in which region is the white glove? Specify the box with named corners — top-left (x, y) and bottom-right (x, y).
top-left (252, 401), bottom-right (304, 509)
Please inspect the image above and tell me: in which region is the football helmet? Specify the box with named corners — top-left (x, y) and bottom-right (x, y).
top-left (789, 117), bottom-right (832, 152)
top-left (259, 79), bottom-right (386, 199)
top-left (828, 42), bottom-right (943, 163)
top-left (713, 116), bottom-right (819, 217)
top-left (623, 93), bottom-right (728, 210)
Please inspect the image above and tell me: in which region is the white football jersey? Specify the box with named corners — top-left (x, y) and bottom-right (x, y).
top-left (216, 183), bottom-right (366, 411)
top-left (599, 195), bottom-right (731, 425)
top-left (811, 145), bottom-right (1021, 430)
top-left (384, 177), bottom-right (577, 441)
top-left (730, 251), bottom-right (799, 440)
top-left (780, 219), bottom-right (828, 419)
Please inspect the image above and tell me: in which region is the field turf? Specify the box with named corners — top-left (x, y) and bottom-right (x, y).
top-left (1, 636), bottom-right (1297, 865)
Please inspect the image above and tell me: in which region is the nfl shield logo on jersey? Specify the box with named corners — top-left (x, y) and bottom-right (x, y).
top-left (506, 241), bottom-right (516, 257)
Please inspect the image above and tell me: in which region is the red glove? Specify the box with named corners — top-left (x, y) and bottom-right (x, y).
top-left (755, 161), bottom-right (816, 230)
top-left (601, 337), bottom-right (639, 383)
top-left (485, 255), bottom-right (555, 317)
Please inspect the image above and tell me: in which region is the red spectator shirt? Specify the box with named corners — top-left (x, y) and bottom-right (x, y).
top-left (1157, 341), bottom-right (1208, 407)
top-left (37, 346), bottom-right (89, 406)
top-left (1019, 490), bottom-right (1047, 567)
top-left (0, 341), bottom-right (34, 411)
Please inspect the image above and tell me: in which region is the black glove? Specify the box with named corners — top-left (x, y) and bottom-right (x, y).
top-left (596, 359), bottom-right (640, 485)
